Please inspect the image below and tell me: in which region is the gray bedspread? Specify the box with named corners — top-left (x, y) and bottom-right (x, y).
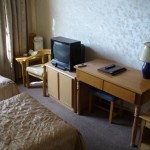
top-left (0, 75), bottom-right (19, 101)
top-left (0, 93), bottom-right (86, 150)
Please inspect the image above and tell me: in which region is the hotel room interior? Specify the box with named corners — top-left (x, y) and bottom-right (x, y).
top-left (0, 0), bottom-right (150, 150)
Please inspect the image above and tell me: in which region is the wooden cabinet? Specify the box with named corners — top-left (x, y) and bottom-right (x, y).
top-left (59, 73), bottom-right (73, 107)
top-left (138, 111), bottom-right (150, 150)
top-left (46, 62), bottom-right (77, 112)
top-left (47, 69), bottom-right (59, 99)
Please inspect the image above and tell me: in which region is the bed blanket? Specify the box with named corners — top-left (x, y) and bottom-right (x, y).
top-left (0, 75), bottom-right (19, 101)
top-left (0, 93), bottom-right (86, 150)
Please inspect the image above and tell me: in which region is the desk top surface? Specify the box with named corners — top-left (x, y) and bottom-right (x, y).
top-left (15, 56), bottom-right (29, 62)
top-left (75, 59), bottom-right (150, 95)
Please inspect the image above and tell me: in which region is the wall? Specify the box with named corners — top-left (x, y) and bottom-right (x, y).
top-left (35, 0), bottom-right (150, 112)
top-left (36, 0), bottom-right (150, 70)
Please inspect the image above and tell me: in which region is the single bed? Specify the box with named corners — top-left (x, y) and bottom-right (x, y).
top-left (0, 75), bottom-right (20, 101)
top-left (0, 92), bottom-right (86, 150)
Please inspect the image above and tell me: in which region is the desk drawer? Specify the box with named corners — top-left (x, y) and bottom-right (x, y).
top-left (103, 81), bottom-right (136, 104)
top-left (77, 70), bottom-right (103, 90)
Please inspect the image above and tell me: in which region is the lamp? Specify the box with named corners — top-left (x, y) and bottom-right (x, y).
top-left (140, 42), bottom-right (150, 79)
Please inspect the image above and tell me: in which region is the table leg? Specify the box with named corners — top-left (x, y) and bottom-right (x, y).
top-left (77, 81), bottom-right (81, 115)
top-left (14, 60), bottom-right (19, 82)
top-left (130, 104), bottom-right (141, 147)
top-left (21, 62), bottom-right (26, 87)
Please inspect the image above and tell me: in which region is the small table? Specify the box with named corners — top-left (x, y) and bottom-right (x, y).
top-left (15, 56), bottom-right (29, 86)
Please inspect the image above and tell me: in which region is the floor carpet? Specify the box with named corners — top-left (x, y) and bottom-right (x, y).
top-left (18, 83), bottom-right (139, 150)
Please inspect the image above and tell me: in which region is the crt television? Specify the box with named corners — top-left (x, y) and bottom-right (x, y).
top-left (51, 36), bottom-right (85, 71)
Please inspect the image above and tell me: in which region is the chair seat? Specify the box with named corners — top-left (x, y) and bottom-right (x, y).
top-left (88, 86), bottom-right (121, 124)
top-left (26, 64), bottom-right (44, 77)
top-left (89, 87), bottom-right (117, 102)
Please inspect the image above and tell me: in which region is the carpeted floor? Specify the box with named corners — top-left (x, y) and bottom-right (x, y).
top-left (18, 83), bottom-right (139, 150)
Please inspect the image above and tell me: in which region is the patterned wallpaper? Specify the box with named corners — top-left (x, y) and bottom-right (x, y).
top-left (36, 0), bottom-right (150, 70)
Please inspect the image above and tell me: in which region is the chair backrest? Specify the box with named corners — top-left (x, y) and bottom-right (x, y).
top-left (25, 49), bottom-right (51, 65)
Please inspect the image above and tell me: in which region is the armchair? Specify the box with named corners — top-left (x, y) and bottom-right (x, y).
top-left (25, 49), bottom-right (51, 96)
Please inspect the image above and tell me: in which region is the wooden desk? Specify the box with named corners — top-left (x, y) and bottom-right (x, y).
top-left (75, 59), bottom-right (150, 147)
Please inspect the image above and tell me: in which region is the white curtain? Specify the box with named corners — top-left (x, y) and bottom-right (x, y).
top-left (0, 0), bottom-right (28, 80)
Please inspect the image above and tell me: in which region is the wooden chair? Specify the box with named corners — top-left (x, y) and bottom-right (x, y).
top-left (25, 49), bottom-right (51, 96)
top-left (88, 86), bottom-right (122, 123)
top-left (138, 111), bottom-right (150, 149)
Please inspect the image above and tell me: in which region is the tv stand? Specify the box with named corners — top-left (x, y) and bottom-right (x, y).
top-left (45, 62), bottom-right (77, 112)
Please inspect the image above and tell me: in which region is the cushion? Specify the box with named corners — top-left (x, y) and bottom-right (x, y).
top-left (89, 86), bottom-right (117, 102)
top-left (26, 64), bottom-right (44, 76)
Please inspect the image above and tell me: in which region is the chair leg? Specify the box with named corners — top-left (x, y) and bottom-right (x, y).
top-left (43, 66), bottom-right (47, 96)
top-left (109, 101), bottom-right (114, 124)
top-left (138, 119), bottom-right (146, 148)
top-left (26, 72), bottom-right (30, 88)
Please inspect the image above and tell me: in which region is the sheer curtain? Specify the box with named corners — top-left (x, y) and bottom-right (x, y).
top-left (0, 0), bottom-right (28, 80)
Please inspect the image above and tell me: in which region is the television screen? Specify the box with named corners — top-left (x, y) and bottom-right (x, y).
top-left (53, 41), bottom-right (70, 64)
